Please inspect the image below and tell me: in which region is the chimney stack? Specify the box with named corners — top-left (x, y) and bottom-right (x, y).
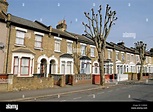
top-left (56, 20), bottom-right (67, 31)
top-left (117, 41), bottom-right (125, 46)
top-left (0, 0), bottom-right (9, 13)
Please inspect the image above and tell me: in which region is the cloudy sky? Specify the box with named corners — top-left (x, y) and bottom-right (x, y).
top-left (7, 0), bottom-right (153, 50)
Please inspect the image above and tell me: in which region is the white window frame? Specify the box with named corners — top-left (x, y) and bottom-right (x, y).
top-left (136, 55), bottom-right (139, 62)
top-left (20, 57), bottom-right (30, 75)
top-left (121, 52), bottom-right (125, 61)
top-left (146, 56), bottom-right (148, 63)
top-left (60, 58), bottom-right (74, 75)
top-left (67, 40), bottom-right (73, 54)
top-left (15, 27), bottom-right (27, 46)
top-left (92, 61), bottom-right (99, 74)
top-left (115, 50), bottom-right (119, 60)
top-left (80, 43), bottom-right (86, 56)
top-left (34, 34), bottom-right (43, 49)
top-left (54, 37), bottom-right (62, 52)
top-left (80, 60), bottom-right (91, 74)
top-left (107, 49), bottom-right (112, 59)
top-left (34, 32), bottom-right (44, 49)
top-left (90, 47), bottom-right (95, 57)
top-left (104, 63), bottom-right (113, 74)
top-left (126, 53), bottom-right (130, 62)
top-left (15, 30), bottom-right (26, 46)
top-left (11, 53), bottom-right (34, 77)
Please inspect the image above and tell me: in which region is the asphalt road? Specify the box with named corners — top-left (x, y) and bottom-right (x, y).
top-left (25, 80), bottom-right (153, 102)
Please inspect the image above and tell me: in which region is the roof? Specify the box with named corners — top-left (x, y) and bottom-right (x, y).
top-left (80, 56), bottom-right (91, 60)
top-left (104, 59), bottom-right (113, 63)
top-left (67, 32), bottom-right (94, 45)
top-left (136, 62), bottom-right (141, 65)
top-left (109, 42), bottom-right (139, 54)
top-left (60, 53), bottom-right (73, 58)
top-left (12, 47), bottom-right (35, 55)
top-left (51, 28), bottom-right (76, 40)
top-left (9, 14), bottom-right (49, 32)
top-left (7, 14), bottom-right (76, 41)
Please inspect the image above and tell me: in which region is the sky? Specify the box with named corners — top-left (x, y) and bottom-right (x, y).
top-left (7, 0), bottom-right (153, 50)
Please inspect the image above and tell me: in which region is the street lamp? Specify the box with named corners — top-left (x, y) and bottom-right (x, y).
top-left (134, 41), bottom-right (147, 80)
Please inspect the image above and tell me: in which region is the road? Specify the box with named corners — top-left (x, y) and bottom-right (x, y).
top-left (25, 80), bottom-right (153, 102)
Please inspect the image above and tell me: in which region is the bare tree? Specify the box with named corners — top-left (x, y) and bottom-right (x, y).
top-left (135, 41), bottom-right (147, 80)
top-left (82, 4), bottom-right (117, 86)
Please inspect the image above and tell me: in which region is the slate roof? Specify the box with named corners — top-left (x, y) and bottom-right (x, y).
top-left (80, 56), bottom-right (91, 60)
top-left (60, 53), bottom-right (73, 58)
top-left (67, 32), bottom-right (118, 49)
top-left (6, 14), bottom-right (76, 41)
top-left (109, 42), bottom-right (138, 54)
top-left (104, 59), bottom-right (113, 63)
top-left (9, 14), bottom-right (49, 32)
top-left (51, 28), bottom-right (76, 40)
top-left (66, 32), bottom-right (94, 45)
top-left (12, 47), bottom-right (35, 55)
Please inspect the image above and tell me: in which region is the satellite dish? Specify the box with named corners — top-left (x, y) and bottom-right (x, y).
top-left (0, 42), bottom-right (5, 50)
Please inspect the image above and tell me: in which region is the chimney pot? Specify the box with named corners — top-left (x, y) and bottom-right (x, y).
top-left (56, 20), bottom-right (67, 31)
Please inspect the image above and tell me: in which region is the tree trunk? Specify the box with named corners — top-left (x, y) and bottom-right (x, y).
top-left (139, 60), bottom-right (144, 81)
top-left (98, 50), bottom-right (105, 86)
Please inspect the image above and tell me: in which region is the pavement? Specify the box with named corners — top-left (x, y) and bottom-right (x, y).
top-left (0, 79), bottom-right (148, 102)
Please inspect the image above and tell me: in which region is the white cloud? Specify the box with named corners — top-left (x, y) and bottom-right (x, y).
top-left (22, 3), bottom-right (25, 7)
top-left (93, 3), bottom-right (96, 7)
top-left (58, 3), bottom-right (60, 7)
top-left (40, 18), bottom-right (43, 22)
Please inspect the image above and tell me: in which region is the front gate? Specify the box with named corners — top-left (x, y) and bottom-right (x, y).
top-left (65, 75), bottom-right (73, 85)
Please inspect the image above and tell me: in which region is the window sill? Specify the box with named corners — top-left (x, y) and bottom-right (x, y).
top-left (67, 52), bottom-right (72, 54)
top-left (34, 47), bottom-right (43, 51)
top-left (54, 50), bottom-right (61, 53)
top-left (16, 75), bottom-right (32, 78)
top-left (14, 44), bottom-right (26, 47)
top-left (91, 56), bottom-right (95, 58)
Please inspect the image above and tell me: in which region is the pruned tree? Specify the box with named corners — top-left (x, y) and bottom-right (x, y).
top-left (135, 41), bottom-right (147, 80)
top-left (82, 4), bottom-right (117, 86)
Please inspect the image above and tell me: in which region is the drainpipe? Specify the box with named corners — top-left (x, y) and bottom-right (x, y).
top-left (75, 36), bottom-right (79, 74)
top-left (5, 13), bottom-right (11, 74)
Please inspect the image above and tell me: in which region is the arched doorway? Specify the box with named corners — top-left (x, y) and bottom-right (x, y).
top-left (40, 59), bottom-right (47, 77)
top-left (49, 60), bottom-right (56, 74)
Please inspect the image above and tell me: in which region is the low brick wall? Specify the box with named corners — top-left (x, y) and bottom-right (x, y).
top-left (12, 75), bottom-right (54, 91)
top-left (0, 74), bottom-right (8, 79)
top-left (0, 74), bottom-right (9, 91)
top-left (72, 74), bottom-right (92, 85)
top-left (128, 73), bottom-right (138, 80)
top-left (128, 73), bottom-right (150, 81)
top-left (0, 83), bottom-right (8, 91)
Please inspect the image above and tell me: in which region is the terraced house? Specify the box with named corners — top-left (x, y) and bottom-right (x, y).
top-left (0, 0), bottom-right (153, 84)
